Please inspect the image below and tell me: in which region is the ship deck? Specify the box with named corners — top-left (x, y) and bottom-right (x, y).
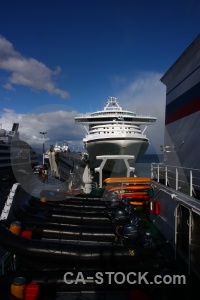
top-left (1, 199), bottom-right (199, 299)
top-left (1, 166), bottom-right (200, 299)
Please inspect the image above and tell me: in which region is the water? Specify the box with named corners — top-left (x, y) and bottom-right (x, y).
top-left (102, 154), bottom-right (163, 179)
top-left (135, 154), bottom-right (163, 177)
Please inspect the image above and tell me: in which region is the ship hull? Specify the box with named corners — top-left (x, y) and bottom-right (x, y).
top-left (163, 35), bottom-right (200, 193)
top-left (86, 138), bottom-right (149, 172)
top-left (47, 151), bottom-right (87, 183)
top-left (164, 110), bottom-right (200, 194)
top-left (150, 35), bottom-right (200, 280)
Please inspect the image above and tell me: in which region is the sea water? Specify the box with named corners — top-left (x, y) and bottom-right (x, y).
top-left (135, 153), bottom-right (163, 177)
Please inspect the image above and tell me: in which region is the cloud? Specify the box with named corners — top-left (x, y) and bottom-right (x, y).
top-left (0, 36), bottom-right (69, 99)
top-left (0, 106), bottom-right (85, 152)
top-left (0, 71), bottom-right (166, 155)
top-left (115, 71), bottom-right (166, 153)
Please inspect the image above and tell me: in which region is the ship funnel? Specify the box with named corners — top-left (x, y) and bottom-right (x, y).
top-left (12, 123), bottom-right (19, 132)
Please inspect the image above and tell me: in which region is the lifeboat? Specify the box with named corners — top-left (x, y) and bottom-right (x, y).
top-left (118, 191), bottom-right (149, 196)
top-left (129, 200), bottom-right (149, 206)
top-left (117, 194), bottom-right (150, 206)
top-left (107, 185), bottom-right (150, 192)
top-left (104, 177), bottom-right (151, 184)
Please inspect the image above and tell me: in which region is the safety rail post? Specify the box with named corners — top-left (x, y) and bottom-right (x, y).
top-left (190, 170), bottom-right (193, 197)
top-left (165, 166), bottom-right (168, 186)
top-left (157, 164), bottom-right (160, 182)
top-left (150, 163), bottom-right (154, 179)
top-left (174, 205), bottom-right (178, 260)
top-left (188, 209), bottom-right (192, 275)
top-left (1, 258), bottom-right (4, 275)
top-left (13, 254), bottom-right (16, 271)
top-left (176, 168), bottom-right (178, 190)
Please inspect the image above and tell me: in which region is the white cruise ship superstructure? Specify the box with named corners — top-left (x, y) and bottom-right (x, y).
top-left (75, 97), bottom-right (156, 171)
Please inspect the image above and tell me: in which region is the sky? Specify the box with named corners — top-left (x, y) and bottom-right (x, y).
top-left (0, 0), bottom-right (200, 155)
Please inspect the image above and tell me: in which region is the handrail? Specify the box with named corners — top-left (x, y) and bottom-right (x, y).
top-left (151, 163), bottom-right (200, 197)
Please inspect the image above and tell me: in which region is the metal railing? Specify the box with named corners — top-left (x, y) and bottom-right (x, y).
top-left (151, 163), bottom-right (200, 197)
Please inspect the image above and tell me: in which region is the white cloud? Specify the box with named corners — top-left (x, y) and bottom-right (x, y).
top-left (3, 82), bottom-right (16, 91)
top-left (0, 107), bottom-right (85, 152)
top-left (0, 36), bottom-right (69, 98)
top-left (116, 71), bottom-right (166, 153)
top-left (0, 71), bottom-right (166, 155)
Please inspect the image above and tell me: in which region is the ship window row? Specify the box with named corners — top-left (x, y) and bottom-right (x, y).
top-left (0, 153), bottom-right (10, 157)
top-left (90, 125), bottom-right (139, 130)
top-left (90, 131), bottom-right (138, 134)
top-left (0, 159), bottom-right (11, 164)
top-left (90, 126), bottom-right (139, 132)
top-left (97, 127), bottom-right (137, 130)
top-left (0, 146), bottom-right (10, 150)
top-left (91, 112), bottom-right (136, 116)
top-left (76, 117), bottom-right (154, 122)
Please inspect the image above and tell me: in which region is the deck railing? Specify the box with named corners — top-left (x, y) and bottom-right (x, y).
top-left (151, 163), bottom-right (200, 197)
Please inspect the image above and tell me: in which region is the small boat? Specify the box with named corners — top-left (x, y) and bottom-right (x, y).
top-left (104, 177), bottom-right (151, 184)
top-left (107, 185), bottom-right (150, 192)
top-left (117, 192), bottom-right (149, 199)
top-left (129, 200), bottom-right (150, 206)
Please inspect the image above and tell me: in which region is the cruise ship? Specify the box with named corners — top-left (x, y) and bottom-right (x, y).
top-left (75, 97), bottom-right (156, 172)
top-left (0, 123), bottom-right (38, 179)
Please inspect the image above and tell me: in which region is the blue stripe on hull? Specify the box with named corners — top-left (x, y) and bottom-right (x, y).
top-left (166, 82), bottom-right (200, 125)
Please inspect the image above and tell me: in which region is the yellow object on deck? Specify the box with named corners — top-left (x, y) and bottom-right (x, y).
top-left (10, 221), bottom-right (22, 236)
top-left (130, 200), bottom-right (150, 206)
top-left (107, 185), bottom-right (150, 192)
top-left (40, 197), bottom-right (47, 203)
top-left (104, 177), bottom-right (150, 184)
top-left (10, 277), bottom-right (26, 300)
